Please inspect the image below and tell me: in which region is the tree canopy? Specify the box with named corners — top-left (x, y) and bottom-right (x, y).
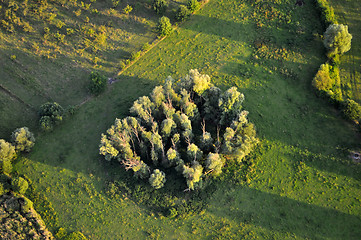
top-left (323, 24), bottom-right (352, 56)
top-left (99, 70), bottom-right (258, 190)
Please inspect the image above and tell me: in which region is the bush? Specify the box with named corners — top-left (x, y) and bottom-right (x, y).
top-left (0, 159), bottom-right (12, 175)
top-left (156, 16), bottom-right (173, 37)
top-left (342, 99), bottom-right (361, 122)
top-left (0, 139), bottom-right (16, 163)
top-left (0, 182), bottom-right (4, 195)
top-left (149, 169), bottom-right (166, 189)
top-left (324, 24), bottom-right (352, 57)
top-left (187, 0), bottom-right (200, 13)
top-left (312, 64), bottom-right (333, 92)
top-left (175, 5), bottom-right (191, 22)
top-left (65, 232), bottom-right (88, 240)
top-left (11, 177), bottom-right (29, 194)
top-left (40, 102), bottom-right (64, 122)
top-left (122, 5), bottom-right (133, 14)
top-left (153, 0), bottom-right (168, 15)
top-left (315, 0), bottom-right (337, 26)
top-left (89, 71), bottom-right (107, 95)
top-left (11, 127), bottom-right (35, 152)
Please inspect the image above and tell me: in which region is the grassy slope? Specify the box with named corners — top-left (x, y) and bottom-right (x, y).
top-left (328, 0), bottom-right (361, 103)
top-left (0, 0), bottom-right (163, 137)
top-left (15, 0), bottom-right (361, 239)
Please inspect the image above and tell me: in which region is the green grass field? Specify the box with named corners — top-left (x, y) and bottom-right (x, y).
top-left (9, 0), bottom-right (361, 239)
top-left (328, 0), bottom-right (361, 103)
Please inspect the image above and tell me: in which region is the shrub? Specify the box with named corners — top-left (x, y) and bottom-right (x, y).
top-left (153, 0), bottom-right (168, 15)
top-left (156, 16), bottom-right (173, 37)
top-left (312, 63), bottom-right (333, 92)
top-left (65, 231), bottom-right (88, 240)
top-left (342, 99), bottom-right (361, 122)
top-left (0, 159), bottom-right (13, 175)
top-left (40, 102), bottom-right (64, 123)
top-left (11, 177), bottom-right (29, 194)
top-left (324, 24), bottom-right (352, 57)
top-left (187, 0), bottom-right (200, 13)
top-left (39, 116), bottom-right (53, 131)
top-left (0, 139), bottom-right (16, 162)
top-left (315, 0), bottom-right (337, 26)
top-left (11, 127), bottom-right (35, 152)
top-left (175, 5), bottom-right (191, 22)
top-left (149, 169), bottom-right (166, 189)
top-left (0, 182), bottom-right (4, 195)
top-left (89, 71), bottom-right (107, 95)
top-left (122, 5), bottom-right (133, 14)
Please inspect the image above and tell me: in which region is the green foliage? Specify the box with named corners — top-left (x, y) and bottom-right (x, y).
top-left (0, 139), bottom-right (16, 162)
top-left (312, 63), bottom-right (334, 92)
top-left (0, 182), bottom-right (4, 195)
top-left (324, 24), bottom-right (352, 57)
top-left (39, 102), bottom-right (64, 131)
top-left (122, 5), bottom-right (133, 15)
top-left (175, 5), bottom-right (191, 22)
top-left (205, 153), bottom-right (223, 177)
top-left (315, 0), bottom-right (337, 26)
top-left (11, 127), bottom-right (35, 152)
top-left (186, 0), bottom-right (200, 13)
top-left (153, 0), bottom-right (168, 15)
top-left (89, 71), bottom-right (107, 95)
top-left (11, 176), bottom-right (29, 194)
top-left (149, 169), bottom-right (166, 189)
top-left (100, 70), bottom-right (257, 190)
top-left (0, 159), bottom-right (12, 175)
top-left (156, 16), bottom-right (173, 37)
top-left (182, 161), bottom-right (203, 190)
top-left (342, 99), bottom-right (361, 121)
top-left (65, 232), bottom-right (88, 240)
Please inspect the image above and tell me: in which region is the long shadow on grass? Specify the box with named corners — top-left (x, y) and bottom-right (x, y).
top-left (30, 75), bottom-right (156, 177)
top-left (210, 185), bottom-right (361, 239)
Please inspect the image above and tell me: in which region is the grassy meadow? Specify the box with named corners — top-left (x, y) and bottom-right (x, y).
top-left (7, 0), bottom-right (361, 239)
top-left (328, 0), bottom-right (361, 103)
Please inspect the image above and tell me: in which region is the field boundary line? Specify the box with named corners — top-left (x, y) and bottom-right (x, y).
top-left (0, 83), bottom-right (36, 111)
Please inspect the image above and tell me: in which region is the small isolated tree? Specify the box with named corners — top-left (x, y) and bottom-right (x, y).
top-left (153, 0), bottom-right (168, 15)
top-left (0, 139), bottom-right (16, 174)
top-left (39, 102), bottom-right (64, 131)
top-left (0, 139), bottom-right (16, 162)
top-left (156, 16), bottom-right (172, 37)
top-left (343, 99), bottom-right (361, 121)
top-left (312, 63), bottom-right (334, 92)
top-left (175, 5), bottom-right (191, 22)
top-left (11, 176), bottom-right (29, 194)
top-left (11, 127), bottom-right (35, 152)
top-left (324, 24), bottom-right (352, 57)
top-left (149, 169), bottom-right (166, 189)
top-left (89, 71), bottom-right (107, 95)
top-left (187, 0), bottom-right (200, 13)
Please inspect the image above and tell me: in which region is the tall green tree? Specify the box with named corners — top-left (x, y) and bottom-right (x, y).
top-left (11, 127), bottom-right (35, 152)
top-left (324, 24), bottom-right (352, 56)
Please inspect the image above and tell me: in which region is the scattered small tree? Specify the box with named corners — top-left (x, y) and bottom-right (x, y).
top-left (39, 102), bottom-right (64, 131)
top-left (11, 176), bottom-right (29, 194)
top-left (89, 71), bottom-right (107, 95)
top-left (11, 127), bottom-right (35, 152)
top-left (122, 5), bottom-right (133, 15)
top-left (343, 99), bottom-right (361, 122)
top-left (175, 5), bottom-right (191, 22)
top-left (324, 24), bottom-right (352, 57)
top-left (149, 169), bottom-right (166, 189)
top-left (0, 139), bottom-right (16, 161)
top-left (205, 153), bottom-right (223, 177)
top-left (156, 16), bottom-right (173, 37)
top-left (153, 0), bottom-right (168, 15)
top-left (187, 0), bottom-right (200, 13)
top-left (312, 63), bottom-right (333, 92)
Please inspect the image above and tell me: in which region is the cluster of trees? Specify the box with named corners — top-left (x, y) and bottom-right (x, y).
top-left (39, 102), bottom-right (64, 131)
top-left (0, 127), bottom-right (35, 176)
top-left (155, 0), bottom-right (202, 37)
top-left (100, 70), bottom-right (258, 190)
top-left (312, 19), bottom-right (360, 122)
